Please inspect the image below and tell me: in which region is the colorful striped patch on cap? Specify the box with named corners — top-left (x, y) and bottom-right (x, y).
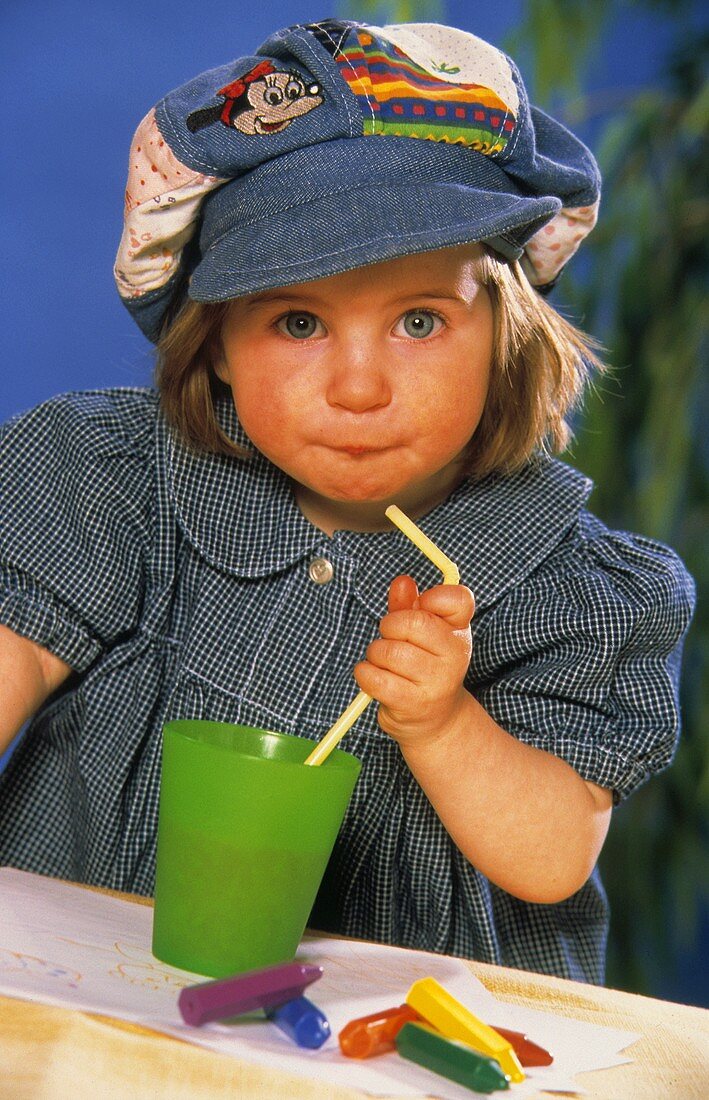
top-left (336, 24), bottom-right (518, 154)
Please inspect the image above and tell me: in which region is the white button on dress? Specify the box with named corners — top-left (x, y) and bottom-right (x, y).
top-left (308, 557), bottom-right (334, 584)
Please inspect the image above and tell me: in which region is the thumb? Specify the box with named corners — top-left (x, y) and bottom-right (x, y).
top-left (415, 584), bottom-right (476, 631)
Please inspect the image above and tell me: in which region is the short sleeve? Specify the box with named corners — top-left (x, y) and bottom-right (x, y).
top-left (0, 390), bottom-right (157, 672)
top-left (472, 512), bottom-right (696, 803)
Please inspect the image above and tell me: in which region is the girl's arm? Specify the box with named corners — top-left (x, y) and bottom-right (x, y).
top-left (354, 577), bottom-right (613, 905)
top-left (0, 625), bottom-right (72, 754)
top-left (397, 694), bottom-right (612, 904)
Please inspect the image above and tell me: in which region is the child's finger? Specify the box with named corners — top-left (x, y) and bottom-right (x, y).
top-left (378, 611), bottom-right (449, 657)
top-left (364, 637), bottom-right (437, 685)
top-left (414, 584), bottom-right (475, 630)
top-left (387, 574), bottom-right (419, 613)
top-left (354, 659), bottom-right (417, 710)
top-left (380, 586), bottom-right (474, 644)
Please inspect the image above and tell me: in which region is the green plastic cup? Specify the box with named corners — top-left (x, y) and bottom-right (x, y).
top-left (152, 720), bottom-right (361, 977)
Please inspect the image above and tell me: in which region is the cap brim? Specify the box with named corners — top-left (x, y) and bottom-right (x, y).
top-left (189, 137), bottom-right (560, 301)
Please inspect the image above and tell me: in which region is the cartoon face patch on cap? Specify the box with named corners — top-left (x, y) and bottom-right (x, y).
top-left (312, 21), bottom-right (519, 155)
top-left (186, 60), bottom-right (323, 135)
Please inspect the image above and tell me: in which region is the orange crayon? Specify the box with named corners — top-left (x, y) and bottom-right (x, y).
top-left (339, 1004), bottom-right (422, 1058)
top-left (491, 1026), bottom-right (554, 1067)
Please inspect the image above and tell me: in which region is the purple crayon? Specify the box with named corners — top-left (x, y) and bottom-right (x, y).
top-left (178, 961), bottom-right (323, 1026)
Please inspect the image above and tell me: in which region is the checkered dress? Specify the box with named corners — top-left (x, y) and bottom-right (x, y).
top-left (0, 389), bottom-right (695, 984)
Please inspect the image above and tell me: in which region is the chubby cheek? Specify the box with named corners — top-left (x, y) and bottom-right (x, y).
top-left (423, 378), bottom-right (489, 459)
top-left (230, 375), bottom-right (304, 460)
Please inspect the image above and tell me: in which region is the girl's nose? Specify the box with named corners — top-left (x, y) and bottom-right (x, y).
top-left (325, 338), bottom-right (392, 412)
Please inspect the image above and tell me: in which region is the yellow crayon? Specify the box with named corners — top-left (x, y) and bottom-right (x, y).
top-left (405, 977), bottom-right (525, 1084)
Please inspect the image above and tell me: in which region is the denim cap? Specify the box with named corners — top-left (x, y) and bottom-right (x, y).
top-left (115, 18), bottom-right (601, 342)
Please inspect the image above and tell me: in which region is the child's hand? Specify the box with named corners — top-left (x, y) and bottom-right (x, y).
top-left (354, 574), bottom-right (475, 748)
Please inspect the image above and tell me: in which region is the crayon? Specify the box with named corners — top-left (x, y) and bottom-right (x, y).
top-left (265, 994), bottom-right (331, 1049)
top-left (178, 961), bottom-right (323, 1026)
top-left (491, 1026), bottom-right (554, 1067)
top-left (339, 1004), bottom-right (421, 1058)
top-left (396, 1022), bottom-right (510, 1093)
top-left (406, 977), bottom-right (525, 1084)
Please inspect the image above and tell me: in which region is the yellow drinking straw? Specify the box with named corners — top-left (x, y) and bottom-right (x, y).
top-left (303, 505), bottom-right (460, 766)
top-left (384, 505), bottom-right (460, 586)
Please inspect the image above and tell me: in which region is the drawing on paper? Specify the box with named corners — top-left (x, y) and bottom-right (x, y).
top-left (57, 935), bottom-right (192, 992)
top-left (109, 941), bottom-right (193, 991)
top-left (300, 937), bottom-right (464, 997)
top-left (0, 948), bottom-right (82, 989)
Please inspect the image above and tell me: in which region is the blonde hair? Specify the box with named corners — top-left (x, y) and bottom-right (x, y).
top-left (465, 250), bottom-right (603, 478)
top-left (155, 249), bottom-right (603, 478)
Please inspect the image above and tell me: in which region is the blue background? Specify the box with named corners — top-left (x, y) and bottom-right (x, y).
top-left (1, 1), bottom-right (706, 1006)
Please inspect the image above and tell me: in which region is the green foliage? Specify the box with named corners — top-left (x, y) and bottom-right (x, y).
top-left (336, 0), bottom-right (443, 23)
top-left (509, 3), bottom-right (708, 1001)
top-left (564, 28), bottom-right (709, 1000)
top-left (504, 0), bottom-right (609, 105)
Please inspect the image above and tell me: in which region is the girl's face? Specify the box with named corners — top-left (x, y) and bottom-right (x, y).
top-left (217, 244), bottom-right (493, 533)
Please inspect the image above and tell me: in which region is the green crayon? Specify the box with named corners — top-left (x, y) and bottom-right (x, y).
top-left (396, 1022), bottom-right (511, 1094)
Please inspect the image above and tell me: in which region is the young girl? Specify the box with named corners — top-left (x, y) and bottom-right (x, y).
top-left (0, 18), bottom-right (694, 985)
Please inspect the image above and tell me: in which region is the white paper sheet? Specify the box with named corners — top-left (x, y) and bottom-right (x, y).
top-left (0, 869), bottom-right (638, 1098)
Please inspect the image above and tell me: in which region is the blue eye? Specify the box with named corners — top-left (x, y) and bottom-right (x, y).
top-left (399, 310), bottom-right (442, 339)
top-left (278, 312), bottom-right (319, 339)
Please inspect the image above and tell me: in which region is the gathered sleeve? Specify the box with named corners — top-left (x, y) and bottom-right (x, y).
top-left (0, 390), bottom-right (157, 673)
top-left (472, 513), bottom-right (696, 803)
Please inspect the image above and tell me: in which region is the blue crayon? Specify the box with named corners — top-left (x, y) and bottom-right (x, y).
top-left (266, 995), bottom-right (331, 1049)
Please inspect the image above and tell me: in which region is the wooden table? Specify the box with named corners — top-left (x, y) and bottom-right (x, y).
top-left (1, 890), bottom-right (708, 1100)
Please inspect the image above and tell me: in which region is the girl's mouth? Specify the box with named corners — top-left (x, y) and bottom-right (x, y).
top-left (336, 445), bottom-right (385, 456)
